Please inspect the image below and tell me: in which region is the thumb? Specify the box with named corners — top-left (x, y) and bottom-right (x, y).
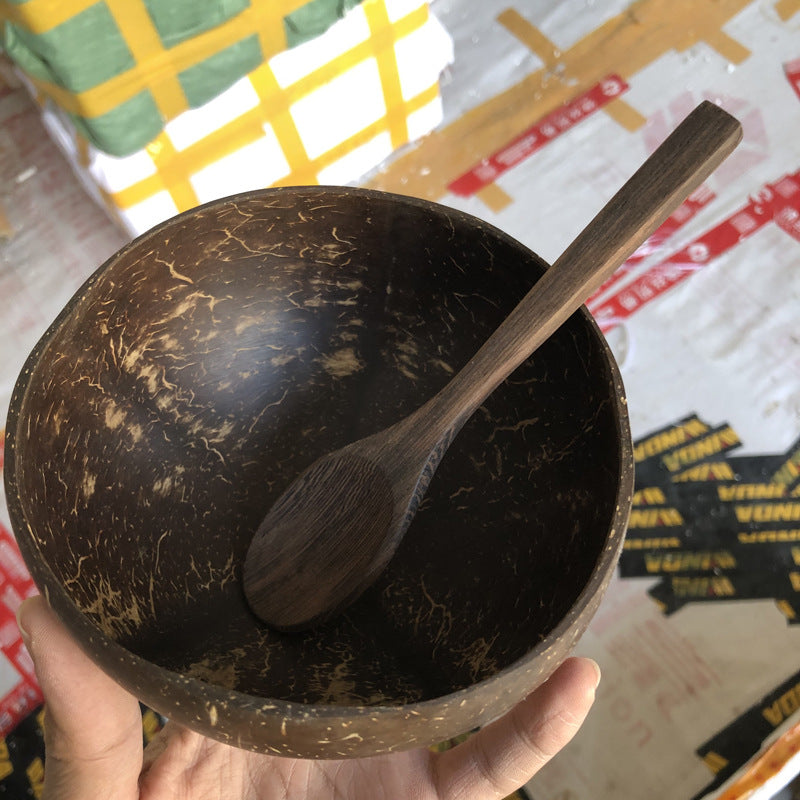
top-left (433, 656), bottom-right (600, 799)
top-left (17, 595), bottom-right (144, 800)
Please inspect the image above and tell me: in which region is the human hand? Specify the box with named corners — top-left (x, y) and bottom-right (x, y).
top-left (17, 595), bottom-right (599, 800)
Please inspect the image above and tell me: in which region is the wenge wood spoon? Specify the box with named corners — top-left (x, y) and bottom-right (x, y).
top-left (243, 101), bottom-right (742, 631)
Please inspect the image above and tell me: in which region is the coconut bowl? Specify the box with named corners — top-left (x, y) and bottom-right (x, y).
top-left (4, 187), bottom-right (632, 757)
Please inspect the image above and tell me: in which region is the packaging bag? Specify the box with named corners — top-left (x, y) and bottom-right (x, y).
top-left (30, 0), bottom-right (453, 236)
top-left (1, 0), bottom-right (366, 155)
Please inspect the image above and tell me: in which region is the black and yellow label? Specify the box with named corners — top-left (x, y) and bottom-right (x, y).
top-left (632, 486), bottom-right (668, 506)
top-left (717, 483), bottom-right (787, 501)
top-left (670, 576), bottom-right (736, 598)
top-left (634, 415), bottom-right (710, 462)
top-left (735, 502), bottom-right (800, 524)
top-left (672, 461), bottom-right (736, 482)
top-left (772, 445), bottom-right (800, 487)
top-left (0, 741), bottom-right (12, 782)
top-left (142, 709), bottom-right (162, 744)
top-left (628, 507), bottom-right (684, 528)
top-left (702, 751), bottom-right (729, 774)
top-left (776, 599), bottom-right (798, 620)
top-left (623, 536), bottom-right (681, 550)
top-left (762, 679), bottom-right (800, 726)
top-left (738, 529), bottom-right (800, 544)
top-left (661, 425), bottom-right (741, 473)
top-left (643, 550), bottom-right (736, 573)
top-left (26, 757), bottom-right (44, 799)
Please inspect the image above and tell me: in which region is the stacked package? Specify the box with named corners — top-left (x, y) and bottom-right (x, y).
top-left (1, 0), bottom-right (453, 235)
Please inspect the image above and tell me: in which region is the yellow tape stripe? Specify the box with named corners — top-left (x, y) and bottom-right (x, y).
top-left (110, 82), bottom-right (440, 211)
top-left (249, 65), bottom-right (315, 185)
top-left (104, 0), bottom-right (188, 119)
top-left (276, 5), bottom-right (428, 111)
top-left (703, 28), bottom-right (751, 64)
top-left (121, 0), bottom-right (430, 205)
top-left (604, 97), bottom-right (647, 132)
top-left (105, 3), bottom-right (432, 212)
top-left (277, 82), bottom-right (441, 185)
top-left (497, 9), bottom-right (560, 66)
top-left (250, 0), bottom-right (289, 63)
top-left (150, 118), bottom-right (267, 208)
top-left (146, 133), bottom-right (200, 210)
top-left (475, 183), bottom-right (513, 212)
top-left (75, 135), bottom-right (91, 168)
top-left (11, 0), bottom-right (310, 118)
top-left (364, 0), bottom-right (410, 150)
top-left (214, 2), bottom-right (428, 121)
top-left (22, 73), bottom-right (84, 114)
top-left (776, 0), bottom-right (800, 21)
top-left (0, 0), bottom-right (98, 34)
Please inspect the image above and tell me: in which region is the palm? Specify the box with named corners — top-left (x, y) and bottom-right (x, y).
top-left (258, 749), bottom-right (436, 800)
top-left (18, 596), bottom-right (598, 800)
top-left (139, 725), bottom-right (436, 800)
top-left (272, 751), bottom-right (437, 800)
top-left (138, 674), bottom-right (586, 800)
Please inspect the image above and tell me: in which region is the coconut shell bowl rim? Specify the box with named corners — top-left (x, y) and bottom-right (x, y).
top-left (3, 186), bottom-right (634, 757)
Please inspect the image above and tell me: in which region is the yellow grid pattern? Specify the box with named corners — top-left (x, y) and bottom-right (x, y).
top-left (0, 0), bottom-right (315, 119)
top-left (104, 0), bottom-right (189, 121)
top-left (104, 1), bottom-right (435, 215)
top-left (363, 0), bottom-right (408, 150)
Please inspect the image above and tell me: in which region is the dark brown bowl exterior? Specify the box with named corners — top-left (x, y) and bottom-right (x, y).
top-left (4, 187), bottom-right (633, 757)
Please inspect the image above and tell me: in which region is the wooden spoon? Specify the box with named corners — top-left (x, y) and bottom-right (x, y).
top-left (243, 101), bottom-right (742, 631)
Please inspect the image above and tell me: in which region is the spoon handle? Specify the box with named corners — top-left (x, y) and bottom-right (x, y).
top-left (416, 101), bottom-right (742, 440)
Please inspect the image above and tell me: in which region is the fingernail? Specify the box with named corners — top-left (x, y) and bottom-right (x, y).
top-left (588, 659), bottom-right (602, 690)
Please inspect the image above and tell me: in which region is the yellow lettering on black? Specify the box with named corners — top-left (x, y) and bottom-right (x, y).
top-left (703, 751), bottom-right (729, 774)
top-left (644, 553), bottom-right (662, 572)
top-left (791, 572), bottom-right (800, 591)
top-left (672, 462), bottom-right (736, 482)
top-left (718, 483), bottom-right (787, 502)
top-left (0, 739), bottom-right (12, 782)
top-left (763, 702), bottom-right (783, 726)
top-left (27, 757), bottom-right (45, 799)
top-left (776, 600), bottom-right (797, 620)
top-left (793, 547), bottom-right (800, 566)
top-left (715, 577), bottom-right (735, 596)
top-left (773, 449), bottom-right (800, 486)
top-left (736, 503), bottom-right (800, 524)
top-left (762, 683), bottom-right (800, 727)
top-left (672, 576), bottom-right (735, 597)
top-left (633, 419), bottom-right (710, 462)
top-left (628, 508), bottom-right (684, 528)
top-left (738, 529), bottom-right (800, 544)
top-left (662, 426), bottom-right (741, 472)
top-left (645, 551), bottom-right (736, 573)
top-left (142, 709), bottom-right (161, 743)
top-left (623, 537), bottom-right (681, 550)
top-left (632, 487), bottom-right (667, 506)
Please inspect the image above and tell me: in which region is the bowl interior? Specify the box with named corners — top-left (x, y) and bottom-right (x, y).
top-left (8, 188), bottom-right (625, 708)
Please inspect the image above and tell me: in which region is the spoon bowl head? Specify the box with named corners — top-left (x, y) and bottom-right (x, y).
top-left (243, 450), bottom-right (396, 631)
top-left (5, 187), bottom-right (633, 758)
